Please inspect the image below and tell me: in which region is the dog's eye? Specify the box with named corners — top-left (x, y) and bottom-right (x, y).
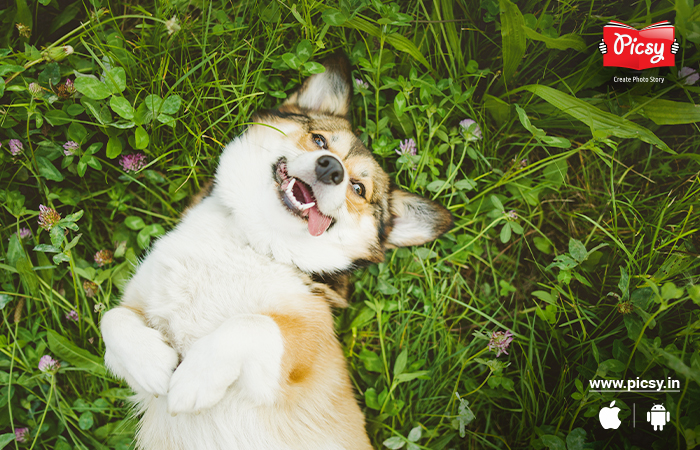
top-left (351, 182), bottom-right (366, 198)
top-left (312, 134), bottom-right (327, 149)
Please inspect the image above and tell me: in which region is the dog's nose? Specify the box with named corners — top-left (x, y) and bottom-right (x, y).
top-left (315, 155), bottom-right (344, 185)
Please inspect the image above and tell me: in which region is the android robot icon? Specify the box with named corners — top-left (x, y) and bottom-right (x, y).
top-left (647, 404), bottom-right (670, 431)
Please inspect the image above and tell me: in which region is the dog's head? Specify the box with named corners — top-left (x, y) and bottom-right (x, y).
top-left (214, 55), bottom-right (453, 274)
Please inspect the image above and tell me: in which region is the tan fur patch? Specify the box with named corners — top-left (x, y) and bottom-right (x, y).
top-left (266, 312), bottom-right (323, 384)
top-left (261, 291), bottom-right (372, 450)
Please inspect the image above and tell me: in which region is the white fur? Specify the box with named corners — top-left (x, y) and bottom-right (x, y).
top-left (285, 72), bottom-right (350, 116)
top-left (167, 314), bottom-right (283, 414)
top-left (102, 307), bottom-right (179, 396)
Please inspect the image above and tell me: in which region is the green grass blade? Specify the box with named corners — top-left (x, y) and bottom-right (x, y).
top-left (439, 0), bottom-right (462, 72)
top-left (521, 84), bottom-right (674, 153)
top-left (675, 0), bottom-right (693, 37)
top-left (523, 27), bottom-right (586, 51)
top-left (498, 0), bottom-right (526, 82)
top-left (48, 329), bottom-right (106, 377)
top-left (344, 17), bottom-right (433, 71)
top-left (633, 97), bottom-right (700, 125)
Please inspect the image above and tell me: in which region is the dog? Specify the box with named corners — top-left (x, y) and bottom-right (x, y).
top-left (101, 54), bottom-right (453, 450)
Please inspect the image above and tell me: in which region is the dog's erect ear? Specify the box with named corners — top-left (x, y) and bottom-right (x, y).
top-left (283, 53), bottom-right (352, 118)
top-left (386, 188), bottom-right (454, 248)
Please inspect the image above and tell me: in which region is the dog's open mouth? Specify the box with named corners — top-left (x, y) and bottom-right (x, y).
top-left (275, 159), bottom-right (333, 237)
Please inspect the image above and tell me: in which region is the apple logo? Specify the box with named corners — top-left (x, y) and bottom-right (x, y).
top-left (599, 401), bottom-right (622, 429)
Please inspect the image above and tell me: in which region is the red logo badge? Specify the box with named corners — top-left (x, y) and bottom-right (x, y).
top-left (598, 21), bottom-right (678, 70)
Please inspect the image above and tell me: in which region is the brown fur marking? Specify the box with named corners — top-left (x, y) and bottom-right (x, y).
top-left (181, 180), bottom-right (214, 217)
top-left (121, 302), bottom-right (146, 318)
top-left (266, 312), bottom-right (323, 385)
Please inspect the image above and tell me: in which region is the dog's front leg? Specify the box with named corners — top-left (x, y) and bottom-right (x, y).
top-left (167, 313), bottom-right (285, 414)
top-left (102, 306), bottom-right (180, 396)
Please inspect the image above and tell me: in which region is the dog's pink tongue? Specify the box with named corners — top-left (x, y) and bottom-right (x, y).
top-left (308, 206), bottom-right (332, 237)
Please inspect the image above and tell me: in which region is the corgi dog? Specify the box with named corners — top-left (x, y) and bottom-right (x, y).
top-left (101, 54), bottom-right (452, 450)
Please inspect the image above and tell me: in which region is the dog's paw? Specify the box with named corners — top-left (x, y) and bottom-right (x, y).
top-left (165, 314), bottom-right (285, 413)
top-left (106, 333), bottom-right (179, 396)
top-left (102, 308), bottom-right (180, 396)
top-left (125, 337), bottom-right (179, 396)
top-left (167, 347), bottom-right (241, 414)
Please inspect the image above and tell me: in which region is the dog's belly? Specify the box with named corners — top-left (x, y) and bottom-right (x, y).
top-left (135, 393), bottom-right (353, 450)
top-left (134, 229), bottom-right (311, 356)
top-left (135, 394), bottom-right (288, 450)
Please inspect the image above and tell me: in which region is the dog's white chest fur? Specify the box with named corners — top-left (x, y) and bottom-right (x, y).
top-left (134, 198), bottom-right (309, 355)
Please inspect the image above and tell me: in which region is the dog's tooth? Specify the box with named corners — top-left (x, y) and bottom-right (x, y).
top-left (287, 191), bottom-right (300, 208)
top-left (299, 202), bottom-right (315, 211)
top-left (286, 178), bottom-right (296, 194)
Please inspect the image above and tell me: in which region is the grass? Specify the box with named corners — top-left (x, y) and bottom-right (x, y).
top-left (1, 0), bottom-right (699, 449)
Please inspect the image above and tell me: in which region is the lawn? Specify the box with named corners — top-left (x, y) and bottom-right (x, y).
top-left (1, 0), bottom-right (699, 449)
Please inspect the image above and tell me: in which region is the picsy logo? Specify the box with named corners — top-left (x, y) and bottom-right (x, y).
top-left (598, 21), bottom-right (679, 70)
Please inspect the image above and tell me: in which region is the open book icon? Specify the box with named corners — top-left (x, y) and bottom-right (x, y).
top-left (603, 21), bottom-right (675, 70)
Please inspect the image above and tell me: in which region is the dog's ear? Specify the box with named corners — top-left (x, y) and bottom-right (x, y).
top-left (386, 188), bottom-right (453, 248)
top-left (283, 53), bottom-right (352, 119)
